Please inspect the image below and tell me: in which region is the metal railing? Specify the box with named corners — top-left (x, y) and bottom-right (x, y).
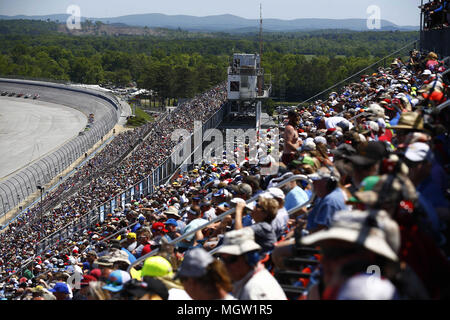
top-left (127, 174), bottom-right (313, 272)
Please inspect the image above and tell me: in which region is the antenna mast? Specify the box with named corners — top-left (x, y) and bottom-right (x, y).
top-left (258, 3), bottom-right (263, 96)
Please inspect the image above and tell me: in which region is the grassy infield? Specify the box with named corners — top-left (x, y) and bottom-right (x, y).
top-left (126, 105), bottom-right (154, 127)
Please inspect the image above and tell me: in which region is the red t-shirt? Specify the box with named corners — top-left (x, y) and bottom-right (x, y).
top-left (141, 244), bottom-right (152, 256)
top-left (378, 128), bottom-right (393, 142)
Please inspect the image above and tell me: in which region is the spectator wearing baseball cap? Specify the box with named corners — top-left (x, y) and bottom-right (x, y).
top-left (200, 200), bottom-right (217, 222)
top-left (164, 218), bottom-right (181, 241)
top-left (175, 248), bottom-right (235, 300)
top-left (102, 270), bottom-right (131, 295)
top-left (216, 228), bottom-right (287, 300)
top-left (49, 282), bottom-right (71, 300)
top-left (306, 166), bottom-right (348, 233)
top-left (124, 232), bottom-right (138, 253)
top-left (120, 277), bottom-right (169, 300)
top-left (404, 142), bottom-right (445, 243)
top-left (164, 206), bottom-right (186, 235)
top-left (345, 141), bottom-right (388, 191)
top-left (282, 173), bottom-right (310, 212)
top-left (264, 188), bottom-right (290, 239)
top-left (177, 206), bottom-right (209, 253)
top-left (72, 275), bottom-right (97, 300)
top-left (130, 255), bottom-right (190, 300)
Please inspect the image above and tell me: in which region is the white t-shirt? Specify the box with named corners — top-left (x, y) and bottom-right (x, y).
top-left (203, 207), bottom-right (217, 221)
top-left (271, 207), bottom-right (289, 239)
top-left (168, 288), bottom-right (193, 300)
top-left (233, 264), bottom-right (287, 300)
top-left (325, 117), bottom-right (353, 130)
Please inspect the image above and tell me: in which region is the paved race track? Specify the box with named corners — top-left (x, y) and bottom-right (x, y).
top-left (0, 97), bottom-right (87, 180)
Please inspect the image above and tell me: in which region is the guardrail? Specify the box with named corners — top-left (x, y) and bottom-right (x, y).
top-left (0, 79), bottom-right (120, 218)
top-left (127, 174), bottom-right (314, 272)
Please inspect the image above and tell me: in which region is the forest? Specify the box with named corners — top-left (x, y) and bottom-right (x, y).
top-left (0, 19), bottom-right (419, 102)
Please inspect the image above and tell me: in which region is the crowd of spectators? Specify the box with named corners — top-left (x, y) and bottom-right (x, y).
top-left (421, 0), bottom-right (450, 30)
top-left (0, 85), bottom-right (227, 288)
top-left (0, 49), bottom-right (449, 300)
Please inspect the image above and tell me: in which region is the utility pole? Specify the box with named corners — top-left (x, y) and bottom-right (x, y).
top-left (258, 3), bottom-right (263, 97)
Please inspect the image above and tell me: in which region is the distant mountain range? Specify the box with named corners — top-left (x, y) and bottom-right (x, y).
top-left (0, 13), bottom-right (419, 33)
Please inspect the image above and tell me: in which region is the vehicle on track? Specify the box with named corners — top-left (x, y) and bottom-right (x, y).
top-left (1, 91), bottom-right (7, 96)
top-left (16, 93), bottom-right (24, 97)
top-left (33, 94), bottom-right (40, 99)
top-left (24, 94), bottom-right (31, 99)
top-left (8, 92), bottom-right (15, 97)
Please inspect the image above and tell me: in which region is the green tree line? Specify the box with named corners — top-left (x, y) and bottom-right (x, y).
top-left (0, 20), bottom-right (418, 102)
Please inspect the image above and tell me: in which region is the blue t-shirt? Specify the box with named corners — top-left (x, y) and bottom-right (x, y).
top-left (389, 112), bottom-right (401, 126)
top-left (306, 188), bottom-right (347, 231)
top-left (284, 186), bottom-right (309, 211)
top-left (131, 223), bottom-right (142, 233)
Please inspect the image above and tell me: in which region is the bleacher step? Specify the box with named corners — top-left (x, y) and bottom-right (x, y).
top-left (294, 246), bottom-right (320, 255)
top-left (284, 257), bottom-right (320, 267)
top-left (275, 270), bottom-right (312, 280)
top-left (280, 284), bottom-right (307, 294)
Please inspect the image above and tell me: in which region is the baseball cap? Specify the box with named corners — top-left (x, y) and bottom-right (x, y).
top-left (127, 232), bottom-right (137, 240)
top-left (174, 248), bottom-right (213, 280)
top-left (164, 218), bottom-right (178, 227)
top-left (301, 209), bottom-right (400, 261)
top-left (230, 183), bottom-right (253, 197)
top-left (346, 141), bottom-right (388, 166)
top-left (262, 187), bottom-right (285, 201)
top-left (331, 144), bottom-right (357, 158)
top-left (152, 222), bottom-right (168, 233)
top-left (80, 275), bottom-right (97, 287)
top-left (102, 270), bottom-right (131, 292)
top-left (308, 166), bottom-right (340, 181)
top-left (49, 282), bottom-right (70, 294)
top-left (215, 228), bottom-right (261, 256)
top-left (301, 140), bottom-right (316, 152)
top-left (90, 269), bottom-right (102, 280)
top-left (314, 136), bottom-right (327, 145)
top-left (121, 278), bottom-right (169, 300)
top-left (135, 256), bottom-right (174, 280)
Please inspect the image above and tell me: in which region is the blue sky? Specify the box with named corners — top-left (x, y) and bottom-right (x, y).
top-left (0, 0), bottom-right (423, 26)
